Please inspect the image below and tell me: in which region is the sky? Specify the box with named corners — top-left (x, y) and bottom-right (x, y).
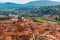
top-left (0, 0), bottom-right (60, 4)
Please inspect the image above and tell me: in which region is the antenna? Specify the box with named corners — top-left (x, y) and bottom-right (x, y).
top-left (17, 11), bottom-right (22, 17)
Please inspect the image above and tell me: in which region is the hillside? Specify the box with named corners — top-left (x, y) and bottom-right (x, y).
top-left (0, 1), bottom-right (60, 10)
top-left (26, 1), bottom-right (60, 7)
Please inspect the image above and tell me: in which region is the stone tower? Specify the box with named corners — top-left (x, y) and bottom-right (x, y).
top-left (18, 16), bottom-right (22, 22)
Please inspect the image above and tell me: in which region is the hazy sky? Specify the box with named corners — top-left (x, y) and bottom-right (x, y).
top-left (0, 0), bottom-right (60, 4)
top-left (51, 0), bottom-right (60, 2)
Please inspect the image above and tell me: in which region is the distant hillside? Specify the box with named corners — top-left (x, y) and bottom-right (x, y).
top-left (0, 1), bottom-right (60, 10)
top-left (0, 2), bottom-right (25, 10)
top-left (26, 1), bottom-right (60, 7)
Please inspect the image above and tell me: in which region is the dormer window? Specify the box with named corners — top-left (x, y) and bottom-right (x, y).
top-left (13, 22), bottom-right (16, 24)
top-left (58, 30), bottom-right (60, 32)
top-left (45, 28), bottom-right (49, 31)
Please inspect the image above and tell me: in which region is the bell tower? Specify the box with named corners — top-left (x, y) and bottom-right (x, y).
top-left (17, 11), bottom-right (22, 22)
top-left (18, 16), bottom-right (22, 22)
